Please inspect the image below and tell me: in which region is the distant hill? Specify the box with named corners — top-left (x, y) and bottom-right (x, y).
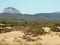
top-left (0, 7), bottom-right (60, 22)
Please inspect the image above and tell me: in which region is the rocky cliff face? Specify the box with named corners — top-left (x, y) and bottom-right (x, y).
top-left (4, 7), bottom-right (21, 14)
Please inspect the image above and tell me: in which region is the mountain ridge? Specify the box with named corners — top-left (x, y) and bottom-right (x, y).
top-left (0, 7), bottom-right (60, 22)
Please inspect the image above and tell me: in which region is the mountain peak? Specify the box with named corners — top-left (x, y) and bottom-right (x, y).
top-left (3, 7), bottom-right (21, 14)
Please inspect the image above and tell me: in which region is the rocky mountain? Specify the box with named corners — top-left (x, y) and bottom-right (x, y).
top-left (0, 7), bottom-right (60, 22)
top-left (3, 7), bottom-right (21, 14)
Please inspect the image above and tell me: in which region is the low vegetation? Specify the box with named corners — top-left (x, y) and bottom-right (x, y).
top-left (51, 26), bottom-right (60, 32)
top-left (0, 20), bottom-right (60, 35)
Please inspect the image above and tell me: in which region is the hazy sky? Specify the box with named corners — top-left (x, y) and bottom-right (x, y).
top-left (0, 0), bottom-right (60, 14)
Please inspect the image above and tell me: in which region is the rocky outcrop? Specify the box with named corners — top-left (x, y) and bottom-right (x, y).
top-left (4, 7), bottom-right (21, 14)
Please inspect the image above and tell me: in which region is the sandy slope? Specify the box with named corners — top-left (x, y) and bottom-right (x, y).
top-left (0, 31), bottom-right (60, 45)
top-left (40, 34), bottom-right (60, 45)
top-left (0, 31), bottom-right (24, 42)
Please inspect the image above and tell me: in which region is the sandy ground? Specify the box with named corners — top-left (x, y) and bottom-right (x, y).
top-left (0, 31), bottom-right (60, 45)
top-left (40, 34), bottom-right (60, 45)
top-left (0, 31), bottom-right (24, 42)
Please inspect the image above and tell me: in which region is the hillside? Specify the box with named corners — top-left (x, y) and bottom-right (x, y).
top-left (0, 13), bottom-right (60, 22)
top-left (0, 7), bottom-right (60, 22)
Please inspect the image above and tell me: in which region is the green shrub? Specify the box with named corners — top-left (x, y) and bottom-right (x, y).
top-left (26, 27), bottom-right (45, 36)
top-left (51, 26), bottom-right (60, 32)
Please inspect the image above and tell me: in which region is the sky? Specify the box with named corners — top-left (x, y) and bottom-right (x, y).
top-left (0, 0), bottom-right (60, 14)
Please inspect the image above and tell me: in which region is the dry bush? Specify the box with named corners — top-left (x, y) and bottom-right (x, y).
top-left (33, 42), bottom-right (42, 45)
